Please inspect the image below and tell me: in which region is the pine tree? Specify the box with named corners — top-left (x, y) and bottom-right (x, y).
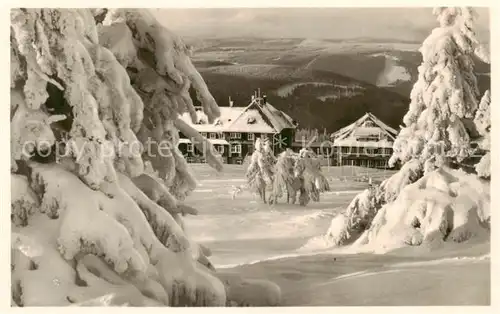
top-left (10, 8), bottom-right (280, 307)
top-left (292, 148), bottom-right (330, 206)
top-left (474, 90), bottom-right (490, 178)
top-left (271, 149), bottom-right (298, 204)
top-left (389, 7), bottom-right (488, 172)
top-left (323, 7), bottom-right (490, 251)
top-left (245, 137), bottom-right (275, 203)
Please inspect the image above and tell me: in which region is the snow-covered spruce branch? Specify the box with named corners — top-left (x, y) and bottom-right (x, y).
top-left (11, 8), bottom-right (280, 306)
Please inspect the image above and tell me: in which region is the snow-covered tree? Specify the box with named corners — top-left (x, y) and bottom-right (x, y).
top-left (322, 7), bottom-right (490, 252)
top-left (10, 8), bottom-right (280, 307)
top-left (291, 148), bottom-right (330, 206)
top-left (245, 138), bottom-right (275, 203)
top-left (474, 90), bottom-right (490, 178)
top-left (270, 149), bottom-right (299, 204)
top-left (390, 7), bottom-right (489, 171)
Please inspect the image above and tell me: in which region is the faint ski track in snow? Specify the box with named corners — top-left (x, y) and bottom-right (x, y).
top-left (387, 254), bottom-right (490, 268)
top-left (316, 269), bottom-right (403, 286)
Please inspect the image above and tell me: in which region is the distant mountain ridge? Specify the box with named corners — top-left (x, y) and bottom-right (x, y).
top-left (189, 37), bottom-right (490, 133)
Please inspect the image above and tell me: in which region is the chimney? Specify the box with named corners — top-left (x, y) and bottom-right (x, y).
top-left (229, 96), bottom-right (234, 107)
top-left (263, 94), bottom-right (267, 104)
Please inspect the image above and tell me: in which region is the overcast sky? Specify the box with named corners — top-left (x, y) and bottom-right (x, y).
top-left (152, 8), bottom-right (490, 42)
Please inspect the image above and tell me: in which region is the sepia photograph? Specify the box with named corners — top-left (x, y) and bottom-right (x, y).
top-left (9, 5), bottom-right (491, 307)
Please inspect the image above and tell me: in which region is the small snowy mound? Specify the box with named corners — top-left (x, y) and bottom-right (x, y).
top-left (354, 166), bottom-right (490, 252)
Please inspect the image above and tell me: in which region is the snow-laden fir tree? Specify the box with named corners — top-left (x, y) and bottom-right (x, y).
top-left (10, 8), bottom-right (280, 307)
top-left (322, 7), bottom-right (490, 250)
top-left (245, 137), bottom-right (275, 203)
top-left (291, 148), bottom-right (330, 206)
top-left (270, 148), bottom-right (329, 206)
top-left (473, 90), bottom-right (490, 178)
top-left (390, 7), bottom-right (489, 172)
top-left (270, 149), bottom-right (299, 204)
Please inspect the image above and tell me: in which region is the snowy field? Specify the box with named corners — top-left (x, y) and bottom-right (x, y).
top-left (183, 164), bottom-right (386, 267)
top-left (183, 164), bottom-right (490, 306)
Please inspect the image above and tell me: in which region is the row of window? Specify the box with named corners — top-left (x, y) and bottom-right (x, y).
top-left (338, 147), bottom-right (392, 155)
top-left (339, 159), bottom-right (389, 168)
top-left (199, 132), bottom-right (259, 140)
top-left (186, 143), bottom-right (242, 154)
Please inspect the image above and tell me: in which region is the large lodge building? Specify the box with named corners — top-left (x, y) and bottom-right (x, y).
top-left (178, 94), bottom-right (297, 164)
top-left (178, 91), bottom-right (400, 169)
top-left (291, 113), bottom-right (398, 169)
top-left (330, 112), bottom-right (398, 169)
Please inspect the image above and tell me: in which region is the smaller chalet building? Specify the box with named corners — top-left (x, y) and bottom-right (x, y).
top-left (331, 112), bottom-right (398, 169)
top-left (178, 95), bottom-right (297, 164)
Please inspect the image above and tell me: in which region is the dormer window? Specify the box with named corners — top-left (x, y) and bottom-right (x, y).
top-left (247, 116), bottom-right (257, 124)
top-left (363, 120), bottom-right (375, 127)
top-left (214, 119), bottom-right (222, 126)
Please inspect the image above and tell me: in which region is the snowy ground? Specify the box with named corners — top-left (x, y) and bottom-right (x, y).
top-left (183, 164), bottom-right (385, 267)
top-left (183, 164), bottom-right (490, 306)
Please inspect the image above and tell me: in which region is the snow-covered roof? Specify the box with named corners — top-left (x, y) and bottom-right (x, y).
top-left (178, 107), bottom-right (244, 133)
top-left (225, 108), bottom-right (277, 133)
top-left (331, 112), bottom-right (398, 142)
top-left (352, 127), bottom-right (384, 137)
top-left (225, 98), bottom-right (296, 133)
top-left (181, 98), bottom-right (296, 134)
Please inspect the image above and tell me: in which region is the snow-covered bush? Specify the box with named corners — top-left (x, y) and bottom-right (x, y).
top-left (10, 8), bottom-right (279, 307)
top-left (325, 186), bottom-right (380, 246)
top-left (353, 167), bottom-right (490, 252)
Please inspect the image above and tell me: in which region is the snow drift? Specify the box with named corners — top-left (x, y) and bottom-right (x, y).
top-left (323, 166), bottom-right (490, 252)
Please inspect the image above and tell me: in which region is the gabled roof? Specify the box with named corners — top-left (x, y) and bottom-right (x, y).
top-left (178, 106), bottom-right (244, 133)
top-left (178, 98), bottom-right (296, 134)
top-left (225, 98), bottom-right (297, 133)
top-left (331, 112), bottom-right (398, 141)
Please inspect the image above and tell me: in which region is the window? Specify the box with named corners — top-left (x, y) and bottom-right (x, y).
top-left (217, 133), bottom-right (225, 139)
top-left (231, 144), bottom-right (241, 154)
top-left (187, 143), bottom-right (194, 152)
top-left (209, 133), bottom-right (217, 139)
top-left (365, 148), bottom-right (376, 155)
top-left (201, 132), bottom-right (207, 137)
top-left (230, 132), bottom-right (241, 139)
top-left (247, 116), bottom-right (257, 124)
top-left (341, 147), bottom-right (350, 154)
top-left (217, 146), bottom-right (224, 154)
top-left (247, 133), bottom-right (255, 141)
top-left (357, 136), bottom-right (379, 142)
